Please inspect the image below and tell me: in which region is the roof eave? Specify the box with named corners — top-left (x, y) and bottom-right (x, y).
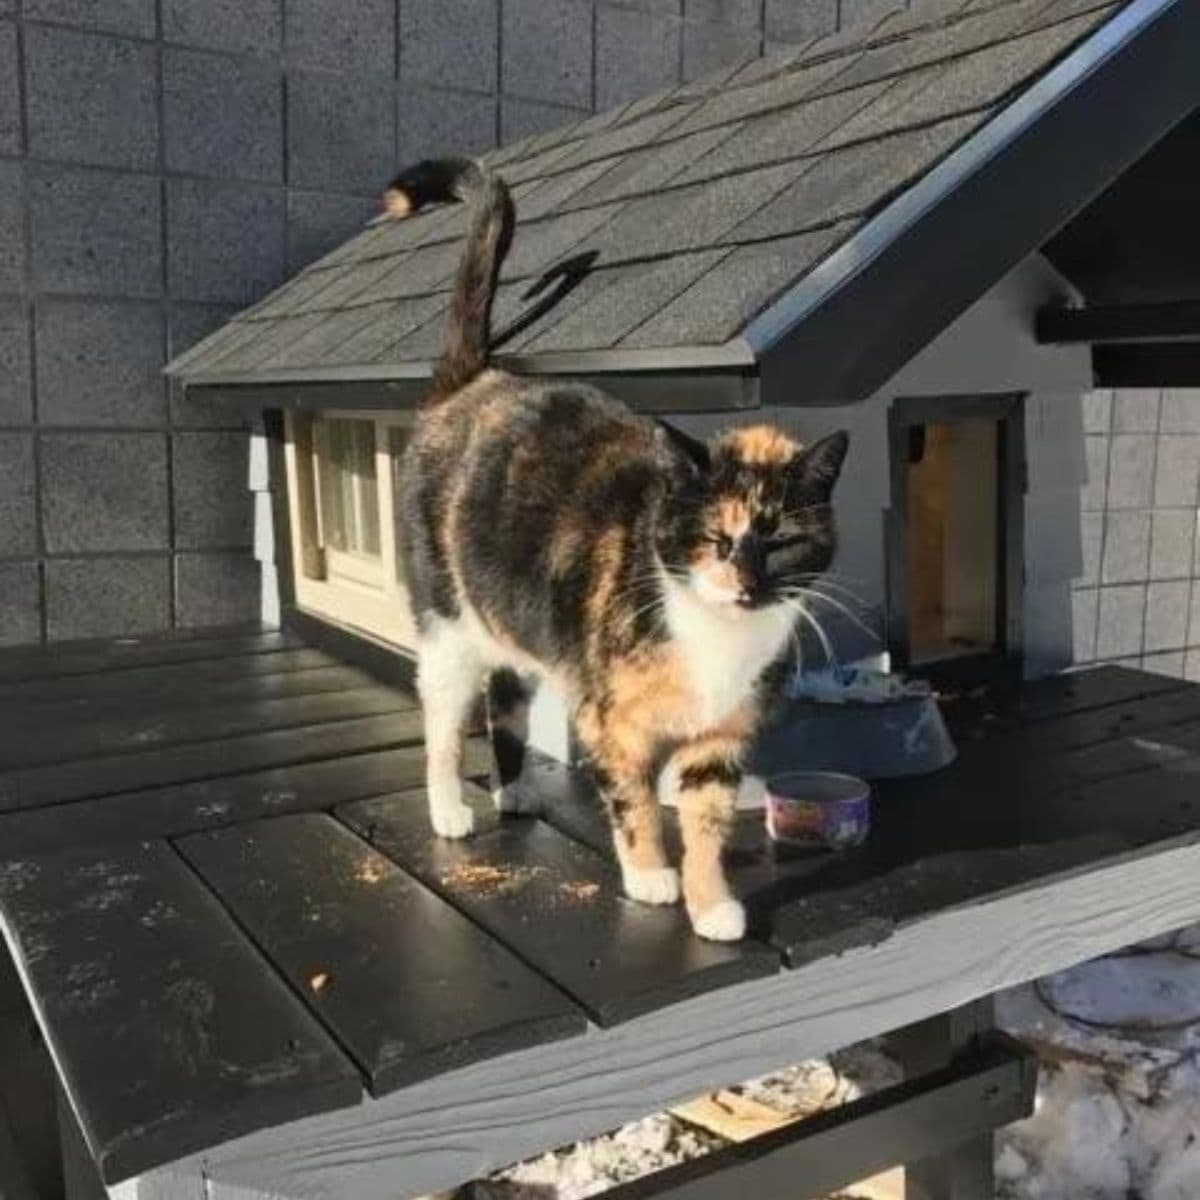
top-left (748, 0), bottom-right (1197, 406)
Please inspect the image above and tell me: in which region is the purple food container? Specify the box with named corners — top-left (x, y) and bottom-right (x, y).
top-left (765, 771), bottom-right (871, 850)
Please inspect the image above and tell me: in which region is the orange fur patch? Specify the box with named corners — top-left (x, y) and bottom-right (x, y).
top-left (382, 186), bottom-right (414, 219)
top-left (720, 424), bottom-right (798, 465)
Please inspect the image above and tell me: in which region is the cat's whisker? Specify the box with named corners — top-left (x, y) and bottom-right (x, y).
top-left (788, 577), bottom-right (877, 610)
top-left (794, 601), bottom-right (837, 667)
top-left (796, 588), bottom-right (882, 643)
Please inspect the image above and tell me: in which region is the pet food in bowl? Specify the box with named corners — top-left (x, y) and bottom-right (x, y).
top-left (765, 771), bottom-right (871, 849)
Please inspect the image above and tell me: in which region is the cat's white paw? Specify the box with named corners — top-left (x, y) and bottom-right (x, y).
top-left (623, 865), bottom-right (681, 905)
top-left (691, 898), bottom-right (746, 942)
top-left (430, 800), bottom-right (476, 839)
top-left (492, 777), bottom-right (540, 815)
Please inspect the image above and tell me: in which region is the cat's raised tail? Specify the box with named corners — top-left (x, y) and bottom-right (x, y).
top-left (383, 158), bottom-right (514, 401)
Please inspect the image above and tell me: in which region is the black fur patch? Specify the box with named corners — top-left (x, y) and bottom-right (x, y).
top-left (678, 759), bottom-right (741, 790)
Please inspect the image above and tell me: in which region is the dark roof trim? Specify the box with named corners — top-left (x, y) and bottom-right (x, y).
top-left (1094, 343), bottom-right (1200, 387)
top-left (197, 368), bottom-right (760, 417)
top-left (751, 0), bottom-right (1197, 404)
top-left (1037, 301), bottom-right (1200, 344)
top-left (179, 340), bottom-right (756, 390)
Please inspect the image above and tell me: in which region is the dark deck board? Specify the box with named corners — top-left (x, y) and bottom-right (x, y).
top-left (0, 631), bottom-right (304, 685)
top-left (0, 712), bottom-right (430, 812)
top-left (0, 740), bottom-right (492, 855)
top-left (0, 841), bottom-right (360, 1183)
top-left (0, 648), bottom-right (337, 706)
top-left (338, 788), bottom-right (780, 1026)
top-left (177, 815), bottom-right (586, 1095)
top-left (2, 664), bottom-right (377, 723)
top-left (0, 686), bottom-right (418, 770)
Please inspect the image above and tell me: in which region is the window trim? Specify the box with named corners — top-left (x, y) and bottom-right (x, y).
top-left (283, 409), bottom-right (416, 648)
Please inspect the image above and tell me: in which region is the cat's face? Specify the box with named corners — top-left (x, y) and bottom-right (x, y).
top-left (657, 424), bottom-right (849, 613)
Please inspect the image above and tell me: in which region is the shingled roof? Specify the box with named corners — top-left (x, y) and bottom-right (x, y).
top-left (168, 0), bottom-right (1197, 405)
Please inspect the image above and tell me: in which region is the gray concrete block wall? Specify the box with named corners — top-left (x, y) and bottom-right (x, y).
top-left (1073, 389), bottom-right (1200, 679)
top-left (0, 0), bottom-right (842, 646)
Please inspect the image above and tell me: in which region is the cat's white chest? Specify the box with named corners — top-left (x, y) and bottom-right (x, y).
top-left (662, 581), bottom-right (793, 729)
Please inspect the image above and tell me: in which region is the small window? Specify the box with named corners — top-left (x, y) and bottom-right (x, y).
top-left (284, 410), bottom-right (415, 647)
top-left (314, 417), bottom-right (382, 586)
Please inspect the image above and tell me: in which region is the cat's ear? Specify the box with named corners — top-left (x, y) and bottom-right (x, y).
top-left (656, 419), bottom-right (711, 475)
top-left (791, 430), bottom-right (849, 491)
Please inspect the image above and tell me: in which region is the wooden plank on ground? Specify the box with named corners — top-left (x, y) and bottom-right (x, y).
top-left (0, 631), bottom-right (303, 686)
top-left (338, 789), bottom-right (780, 1025)
top-left (940, 665), bottom-right (1188, 740)
top-left (0, 739), bottom-right (491, 855)
top-left (0, 841), bottom-right (360, 1183)
top-left (0, 647), bottom-right (336, 706)
top-left (0, 711), bottom-right (430, 812)
top-left (177, 814), bottom-right (586, 1095)
top-left (0, 687), bottom-right (417, 770)
top-left (1, 663), bottom-right (374, 723)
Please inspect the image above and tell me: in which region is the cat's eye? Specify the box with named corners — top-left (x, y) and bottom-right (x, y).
top-left (710, 534), bottom-right (733, 560)
top-left (754, 513), bottom-right (779, 537)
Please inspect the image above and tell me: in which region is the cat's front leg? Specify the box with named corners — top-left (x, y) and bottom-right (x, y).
top-left (673, 734), bottom-right (747, 941)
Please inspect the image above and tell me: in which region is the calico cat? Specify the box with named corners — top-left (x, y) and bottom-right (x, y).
top-left (387, 158), bottom-right (848, 942)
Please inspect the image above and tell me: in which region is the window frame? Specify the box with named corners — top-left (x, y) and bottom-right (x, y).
top-left (283, 408), bottom-right (416, 648)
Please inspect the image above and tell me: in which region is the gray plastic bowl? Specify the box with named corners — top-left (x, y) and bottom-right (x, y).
top-left (749, 693), bottom-right (957, 782)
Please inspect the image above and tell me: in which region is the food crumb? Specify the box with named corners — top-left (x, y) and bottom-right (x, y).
top-left (355, 860), bottom-right (385, 885)
top-left (309, 971), bottom-right (332, 993)
top-left (558, 880), bottom-right (601, 903)
top-left (440, 862), bottom-right (547, 897)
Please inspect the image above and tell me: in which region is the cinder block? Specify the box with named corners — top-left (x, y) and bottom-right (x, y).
top-left (1159, 389), bottom-right (1200, 433)
top-left (502, 0), bottom-right (593, 109)
top-left (287, 69), bottom-right (397, 195)
top-left (400, 86), bottom-right (498, 161)
top-left (1186, 648), bottom-right (1200, 683)
top-left (682, 18), bottom-right (759, 81)
top-left (1106, 432), bottom-right (1155, 509)
top-left (1080, 434), bottom-right (1108, 511)
top-left (1142, 650), bottom-right (1185, 679)
top-left (1149, 509), bottom-right (1195, 580)
top-left (168, 304), bottom-right (251, 428)
top-left (500, 96), bottom-right (584, 144)
top-left (286, 190), bottom-right (376, 273)
top-left (24, 0), bottom-right (156, 36)
top-left (162, 0), bottom-right (282, 56)
top-left (172, 431), bottom-right (253, 549)
top-left (1100, 511), bottom-right (1150, 584)
top-left (1189, 581), bottom-right (1200, 647)
top-left (0, 160), bottom-right (22, 292)
top-left (686, 0), bottom-right (762, 25)
top-left (0, 433), bottom-right (35, 556)
top-left (36, 299), bottom-right (166, 427)
top-left (175, 551), bottom-right (262, 628)
top-left (400, 0), bottom-right (498, 92)
top-left (40, 432), bottom-right (168, 552)
top-left (596, 6), bottom-right (681, 107)
top-left (765, 0), bottom-right (836, 40)
top-left (288, 0), bottom-right (395, 74)
top-left (167, 178), bottom-right (285, 304)
top-left (1081, 389), bottom-right (1111, 434)
top-left (0, 23), bottom-right (19, 155)
top-left (1095, 584), bottom-right (1145, 660)
top-left (0, 563), bottom-right (40, 646)
top-left (1144, 580), bottom-right (1190, 653)
top-left (1077, 510), bottom-right (1101, 588)
top-left (1112, 388), bottom-right (1160, 433)
top-left (25, 26), bottom-right (158, 170)
top-left (1154, 435), bottom-right (1200, 507)
top-left (1071, 587), bottom-right (1097, 664)
top-left (30, 164), bottom-right (161, 297)
top-left (164, 48), bottom-right (283, 183)
top-left (0, 299), bottom-right (31, 425)
top-left (46, 556), bottom-right (170, 640)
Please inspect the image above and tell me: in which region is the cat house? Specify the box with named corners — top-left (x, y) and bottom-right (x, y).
top-left (167, 0), bottom-right (1200, 761)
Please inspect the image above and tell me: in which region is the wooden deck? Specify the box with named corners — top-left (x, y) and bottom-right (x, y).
top-left (1, 625), bottom-right (1200, 1194)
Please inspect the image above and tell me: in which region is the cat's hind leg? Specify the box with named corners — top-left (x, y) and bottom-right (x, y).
top-left (416, 617), bottom-right (487, 839)
top-left (487, 668), bottom-right (538, 815)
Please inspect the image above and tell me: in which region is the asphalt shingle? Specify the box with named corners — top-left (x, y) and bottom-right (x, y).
top-left (170, 0), bottom-right (1130, 379)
